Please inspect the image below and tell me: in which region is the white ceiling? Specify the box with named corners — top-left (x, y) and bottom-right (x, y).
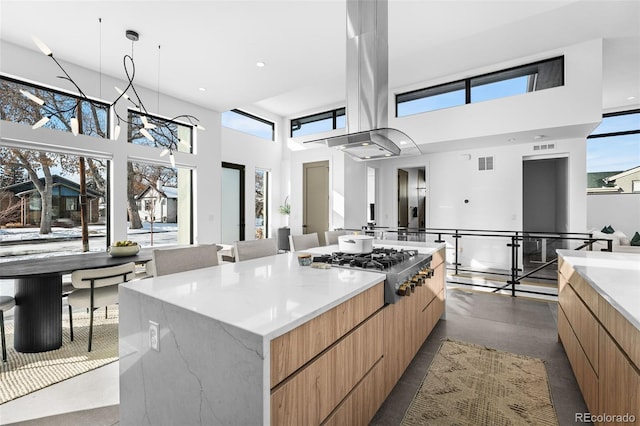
top-left (1, 0), bottom-right (639, 122)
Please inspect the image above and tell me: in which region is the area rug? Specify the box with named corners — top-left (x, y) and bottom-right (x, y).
top-left (0, 307), bottom-right (118, 404)
top-left (401, 339), bottom-right (559, 426)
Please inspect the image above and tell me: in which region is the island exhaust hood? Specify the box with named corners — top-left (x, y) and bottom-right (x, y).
top-left (305, 0), bottom-right (421, 161)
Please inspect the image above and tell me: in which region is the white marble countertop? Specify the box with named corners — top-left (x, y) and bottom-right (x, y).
top-left (120, 251), bottom-right (386, 339)
top-left (557, 250), bottom-right (640, 330)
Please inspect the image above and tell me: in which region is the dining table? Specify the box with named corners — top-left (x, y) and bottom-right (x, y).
top-left (0, 248), bottom-right (154, 353)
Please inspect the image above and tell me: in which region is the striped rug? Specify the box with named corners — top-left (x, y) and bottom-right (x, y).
top-left (0, 307), bottom-right (118, 404)
top-left (402, 339), bottom-right (559, 426)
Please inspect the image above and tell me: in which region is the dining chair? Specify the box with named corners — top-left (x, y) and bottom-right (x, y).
top-left (288, 232), bottom-right (320, 252)
top-left (234, 238), bottom-right (278, 261)
top-left (68, 262), bottom-right (136, 352)
top-left (149, 244), bottom-right (219, 277)
top-left (1, 295), bottom-right (16, 362)
top-left (324, 229), bottom-right (348, 245)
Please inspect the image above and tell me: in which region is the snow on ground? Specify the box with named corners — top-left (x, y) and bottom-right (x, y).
top-left (0, 222), bottom-right (178, 261)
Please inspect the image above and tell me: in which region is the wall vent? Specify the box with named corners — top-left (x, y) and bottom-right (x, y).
top-left (533, 143), bottom-right (555, 151)
top-left (478, 156), bottom-right (494, 171)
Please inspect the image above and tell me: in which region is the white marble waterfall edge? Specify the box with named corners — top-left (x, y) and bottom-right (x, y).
top-left (119, 287), bottom-right (265, 425)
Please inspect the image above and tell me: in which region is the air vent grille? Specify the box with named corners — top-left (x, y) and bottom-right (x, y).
top-left (533, 143), bottom-right (555, 151)
top-left (478, 156), bottom-right (494, 171)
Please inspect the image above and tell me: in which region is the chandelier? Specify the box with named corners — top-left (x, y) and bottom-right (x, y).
top-left (20, 29), bottom-right (204, 167)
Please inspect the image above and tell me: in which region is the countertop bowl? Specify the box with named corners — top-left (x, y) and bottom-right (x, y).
top-left (108, 244), bottom-right (140, 257)
top-left (297, 253), bottom-right (312, 266)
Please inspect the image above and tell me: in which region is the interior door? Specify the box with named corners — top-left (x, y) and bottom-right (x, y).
top-left (522, 157), bottom-right (568, 265)
top-left (303, 161), bottom-right (329, 245)
top-left (221, 162), bottom-right (245, 244)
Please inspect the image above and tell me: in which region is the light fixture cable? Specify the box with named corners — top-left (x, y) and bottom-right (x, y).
top-left (21, 30), bottom-right (204, 157)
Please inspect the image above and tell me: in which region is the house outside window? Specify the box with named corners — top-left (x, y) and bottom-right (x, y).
top-left (587, 110), bottom-right (640, 192)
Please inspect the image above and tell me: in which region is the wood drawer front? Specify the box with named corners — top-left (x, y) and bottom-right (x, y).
top-left (558, 270), bottom-right (568, 294)
top-left (383, 299), bottom-right (410, 396)
top-left (599, 330), bottom-right (640, 424)
top-left (271, 282), bottom-right (384, 386)
top-left (598, 294), bottom-right (640, 370)
top-left (271, 311), bottom-right (383, 426)
top-left (568, 272), bottom-right (599, 314)
top-left (559, 282), bottom-right (599, 372)
top-left (322, 358), bottom-right (385, 426)
top-left (558, 308), bottom-right (599, 414)
top-left (558, 257), bottom-right (570, 283)
top-left (428, 289), bottom-right (445, 331)
top-left (431, 248), bottom-right (445, 269)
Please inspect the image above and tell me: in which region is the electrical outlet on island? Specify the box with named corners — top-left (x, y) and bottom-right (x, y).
top-left (149, 321), bottom-right (160, 352)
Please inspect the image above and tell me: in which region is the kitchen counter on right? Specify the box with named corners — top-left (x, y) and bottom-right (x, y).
top-left (556, 249), bottom-right (639, 422)
top-left (557, 249), bottom-right (640, 329)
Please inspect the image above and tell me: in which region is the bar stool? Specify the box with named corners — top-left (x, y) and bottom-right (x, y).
top-left (1, 295), bottom-right (16, 362)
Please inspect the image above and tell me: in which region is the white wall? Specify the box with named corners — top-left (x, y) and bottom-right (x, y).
top-left (221, 106), bottom-right (285, 241)
top-left (367, 138), bottom-right (586, 269)
top-left (587, 194), bottom-right (640, 237)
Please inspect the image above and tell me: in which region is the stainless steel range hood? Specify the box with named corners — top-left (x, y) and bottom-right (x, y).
top-left (305, 0), bottom-right (420, 161)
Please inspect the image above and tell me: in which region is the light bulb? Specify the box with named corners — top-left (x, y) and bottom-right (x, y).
top-left (32, 116), bottom-right (50, 129)
top-left (160, 148), bottom-right (170, 157)
top-left (196, 124), bottom-right (206, 131)
top-left (140, 128), bottom-right (154, 141)
top-left (32, 35), bottom-right (52, 56)
top-left (169, 152), bottom-right (176, 168)
top-left (114, 124), bottom-right (121, 140)
top-left (140, 116), bottom-right (156, 129)
top-left (114, 86), bottom-right (130, 100)
top-left (70, 117), bottom-right (79, 136)
top-left (20, 89), bottom-right (45, 106)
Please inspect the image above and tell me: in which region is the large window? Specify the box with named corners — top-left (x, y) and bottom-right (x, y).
top-left (1, 75), bottom-right (109, 138)
top-left (396, 56), bottom-right (564, 117)
top-left (127, 161), bottom-right (192, 246)
top-left (587, 110), bottom-right (640, 191)
top-left (222, 109), bottom-right (274, 141)
top-left (1, 75), bottom-right (197, 262)
top-left (0, 147), bottom-right (108, 260)
top-left (290, 107), bottom-right (345, 137)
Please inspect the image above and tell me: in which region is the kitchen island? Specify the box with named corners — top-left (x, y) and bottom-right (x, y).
top-left (119, 242), bottom-right (445, 425)
top-left (557, 250), bottom-right (639, 422)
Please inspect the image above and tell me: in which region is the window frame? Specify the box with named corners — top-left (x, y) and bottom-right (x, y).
top-left (1, 74), bottom-right (111, 138)
top-left (587, 109), bottom-right (640, 139)
top-left (395, 56), bottom-right (564, 117)
top-left (222, 109), bottom-right (275, 141)
top-left (290, 107), bottom-right (345, 137)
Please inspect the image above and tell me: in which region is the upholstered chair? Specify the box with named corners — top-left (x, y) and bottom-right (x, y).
top-left (68, 262), bottom-right (136, 352)
top-left (288, 232), bottom-right (320, 251)
top-left (234, 238), bottom-right (278, 261)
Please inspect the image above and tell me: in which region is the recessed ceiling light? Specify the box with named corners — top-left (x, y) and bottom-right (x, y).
top-left (533, 135), bottom-right (546, 140)
top-left (627, 96), bottom-right (637, 100)
top-left (198, 87), bottom-right (206, 92)
top-left (256, 61), bottom-right (265, 67)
